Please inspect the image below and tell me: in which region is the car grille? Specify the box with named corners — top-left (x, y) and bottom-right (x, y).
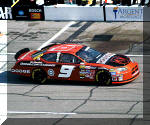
top-left (132, 65), bottom-right (138, 75)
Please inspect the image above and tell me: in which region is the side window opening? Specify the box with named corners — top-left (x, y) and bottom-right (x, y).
top-left (59, 53), bottom-right (81, 64)
top-left (42, 53), bottom-right (57, 62)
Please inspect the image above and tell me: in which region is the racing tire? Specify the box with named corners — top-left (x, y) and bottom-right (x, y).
top-left (15, 48), bottom-right (30, 60)
top-left (32, 69), bottom-right (47, 84)
top-left (95, 70), bottom-right (112, 86)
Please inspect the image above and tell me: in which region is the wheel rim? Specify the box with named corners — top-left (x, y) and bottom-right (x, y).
top-left (96, 70), bottom-right (111, 85)
top-left (32, 69), bottom-right (46, 83)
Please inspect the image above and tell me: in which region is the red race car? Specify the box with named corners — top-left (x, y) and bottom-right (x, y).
top-left (11, 43), bottom-right (139, 85)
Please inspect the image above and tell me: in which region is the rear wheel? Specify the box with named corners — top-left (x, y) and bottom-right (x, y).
top-left (96, 70), bottom-right (112, 86)
top-left (32, 69), bottom-right (47, 84)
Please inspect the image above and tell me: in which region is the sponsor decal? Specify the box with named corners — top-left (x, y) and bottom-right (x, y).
top-left (118, 74), bottom-right (123, 81)
top-left (112, 76), bottom-right (117, 81)
top-left (20, 62), bottom-right (56, 67)
top-left (113, 7), bottom-right (118, 19)
top-left (97, 53), bottom-right (115, 64)
top-left (110, 69), bottom-right (117, 81)
top-left (111, 74), bottom-right (123, 82)
top-left (49, 45), bottom-right (76, 52)
top-left (109, 69), bottom-right (115, 71)
top-left (79, 65), bottom-right (96, 70)
top-left (79, 65), bottom-right (86, 69)
top-left (33, 53), bottom-right (43, 60)
top-left (79, 70), bottom-right (87, 77)
top-left (110, 72), bottom-right (116, 76)
top-left (0, 7), bottom-right (12, 19)
top-left (18, 10), bottom-right (24, 16)
top-left (11, 69), bottom-right (30, 74)
top-left (48, 69), bottom-right (54, 76)
top-left (30, 13), bottom-right (41, 19)
top-left (16, 9), bottom-right (28, 18)
top-left (109, 69), bottom-right (124, 81)
top-left (90, 66), bottom-right (97, 69)
top-left (113, 7), bottom-right (143, 20)
top-left (79, 70), bottom-right (95, 79)
top-left (29, 9), bottom-right (42, 13)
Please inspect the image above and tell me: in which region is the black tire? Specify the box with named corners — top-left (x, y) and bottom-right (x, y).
top-left (15, 48), bottom-right (30, 60)
top-left (95, 70), bottom-right (112, 86)
top-left (32, 69), bottom-right (47, 84)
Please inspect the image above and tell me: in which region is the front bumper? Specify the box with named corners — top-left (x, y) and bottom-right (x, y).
top-left (111, 62), bottom-right (140, 84)
top-left (112, 71), bottom-right (140, 84)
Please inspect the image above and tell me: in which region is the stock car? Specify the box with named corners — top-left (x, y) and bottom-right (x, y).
top-left (11, 43), bottom-right (139, 85)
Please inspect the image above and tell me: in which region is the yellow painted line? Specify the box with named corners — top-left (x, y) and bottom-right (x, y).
top-left (11, 0), bottom-right (20, 8)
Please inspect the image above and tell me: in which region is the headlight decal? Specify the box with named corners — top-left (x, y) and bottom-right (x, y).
top-left (117, 67), bottom-right (127, 72)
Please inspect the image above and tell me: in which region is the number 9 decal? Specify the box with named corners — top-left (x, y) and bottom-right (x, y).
top-left (58, 65), bottom-right (75, 78)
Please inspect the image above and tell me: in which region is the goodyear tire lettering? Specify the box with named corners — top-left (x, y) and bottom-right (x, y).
top-left (96, 70), bottom-right (111, 86)
top-left (32, 68), bottom-right (47, 84)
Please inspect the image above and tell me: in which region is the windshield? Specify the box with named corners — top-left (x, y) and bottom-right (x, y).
top-left (76, 46), bottom-right (104, 63)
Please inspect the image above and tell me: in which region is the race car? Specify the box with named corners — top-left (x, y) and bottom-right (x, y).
top-left (11, 43), bottom-right (139, 85)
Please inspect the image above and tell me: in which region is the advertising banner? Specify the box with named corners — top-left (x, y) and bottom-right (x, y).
top-left (0, 7), bottom-right (12, 20)
top-left (44, 5), bottom-right (104, 21)
top-left (12, 6), bottom-right (45, 20)
top-left (105, 5), bottom-right (143, 21)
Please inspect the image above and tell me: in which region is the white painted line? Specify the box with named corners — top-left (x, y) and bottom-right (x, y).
top-left (126, 55), bottom-right (143, 57)
top-left (37, 21), bottom-right (76, 50)
top-left (0, 53), bottom-right (15, 55)
top-left (0, 116), bottom-right (7, 125)
top-left (8, 111), bottom-right (76, 115)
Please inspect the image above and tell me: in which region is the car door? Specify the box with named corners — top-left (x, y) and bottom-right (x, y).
top-left (56, 53), bottom-right (82, 81)
top-left (40, 52), bottom-right (58, 80)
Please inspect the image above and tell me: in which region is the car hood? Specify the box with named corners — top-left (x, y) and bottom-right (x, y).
top-left (96, 53), bottom-right (131, 67)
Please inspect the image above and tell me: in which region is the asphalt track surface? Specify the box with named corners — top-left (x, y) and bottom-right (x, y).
top-left (0, 21), bottom-right (144, 120)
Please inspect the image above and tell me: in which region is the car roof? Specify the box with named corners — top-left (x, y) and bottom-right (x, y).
top-left (47, 44), bottom-right (84, 54)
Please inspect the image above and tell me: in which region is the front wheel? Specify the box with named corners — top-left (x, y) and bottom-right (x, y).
top-left (95, 70), bottom-right (112, 86)
top-left (32, 69), bottom-right (47, 84)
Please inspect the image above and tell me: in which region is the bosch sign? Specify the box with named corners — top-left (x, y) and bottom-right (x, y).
top-left (12, 6), bottom-right (44, 20)
top-left (29, 9), bottom-right (42, 13)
